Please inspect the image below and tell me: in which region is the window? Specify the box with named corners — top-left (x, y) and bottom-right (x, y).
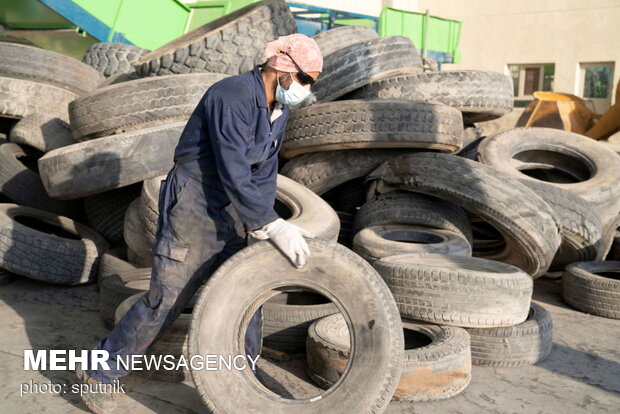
top-left (582, 64), bottom-right (613, 99)
top-left (508, 64), bottom-right (555, 102)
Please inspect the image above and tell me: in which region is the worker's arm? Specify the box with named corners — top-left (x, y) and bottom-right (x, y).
top-left (251, 113), bottom-right (287, 210)
top-left (205, 86), bottom-right (279, 232)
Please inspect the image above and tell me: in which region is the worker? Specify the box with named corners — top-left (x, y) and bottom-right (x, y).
top-left (75, 33), bottom-right (323, 413)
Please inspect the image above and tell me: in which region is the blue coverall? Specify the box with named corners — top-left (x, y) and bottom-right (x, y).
top-left (89, 66), bottom-right (289, 383)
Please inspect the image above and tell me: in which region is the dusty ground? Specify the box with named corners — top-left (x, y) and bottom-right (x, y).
top-left (0, 276), bottom-right (618, 413)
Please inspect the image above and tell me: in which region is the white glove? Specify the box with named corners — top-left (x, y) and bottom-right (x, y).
top-left (251, 219), bottom-right (314, 267)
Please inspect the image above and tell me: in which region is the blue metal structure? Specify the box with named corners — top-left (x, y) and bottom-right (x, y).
top-left (287, 2), bottom-right (378, 37)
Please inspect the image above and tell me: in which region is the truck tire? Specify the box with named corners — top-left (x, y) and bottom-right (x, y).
top-left (344, 70), bottom-right (513, 123)
top-left (563, 261), bottom-right (620, 319)
top-left (135, 0), bottom-right (297, 77)
top-left (99, 268), bottom-right (151, 328)
top-left (312, 25), bottom-right (378, 57)
top-left (282, 100), bottom-right (463, 158)
top-left (9, 114), bottom-right (74, 152)
top-left (353, 225), bottom-right (471, 263)
top-left (367, 153), bottom-right (562, 277)
top-left (0, 43), bottom-right (103, 95)
top-left (596, 214), bottom-right (620, 261)
top-left (374, 254), bottom-right (533, 327)
top-left (98, 247), bottom-right (137, 291)
top-left (83, 42), bottom-right (150, 77)
top-left (84, 184), bottom-right (142, 245)
top-left (0, 77), bottom-right (77, 122)
top-left (124, 199), bottom-right (153, 267)
top-left (306, 314), bottom-right (471, 401)
top-left (477, 127), bottom-right (620, 223)
top-left (353, 192), bottom-right (473, 244)
top-left (38, 122), bottom-right (184, 200)
top-left (0, 268), bottom-right (15, 286)
top-left (69, 73), bottom-right (227, 140)
top-left (466, 303), bottom-right (553, 367)
top-left (312, 36), bottom-right (423, 103)
top-left (189, 239), bottom-right (403, 413)
top-left (263, 291), bottom-right (338, 354)
top-left (0, 204), bottom-right (108, 285)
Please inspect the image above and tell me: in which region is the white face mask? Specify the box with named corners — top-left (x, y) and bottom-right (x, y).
top-left (276, 73), bottom-right (311, 105)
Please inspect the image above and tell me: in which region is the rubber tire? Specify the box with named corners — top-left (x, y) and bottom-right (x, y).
top-left (82, 42), bottom-right (150, 77)
top-left (312, 36), bottom-right (423, 103)
top-left (9, 114), bottom-right (74, 152)
top-left (98, 247), bottom-right (137, 291)
top-left (99, 268), bottom-right (151, 328)
top-left (38, 122), bottom-right (184, 200)
top-left (312, 25), bottom-right (378, 57)
top-left (0, 76), bottom-right (77, 122)
top-left (563, 261), bottom-right (620, 319)
top-left (477, 127), bottom-right (620, 223)
top-left (135, 0), bottom-right (297, 77)
top-left (306, 315), bottom-right (472, 401)
top-left (282, 100), bottom-right (463, 158)
top-left (353, 191), bottom-right (473, 245)
top-left (596, 214), bottom-right (620, 261)
top-left (344, 70), bottom-right (513, 123)
top-left (353, 225), bottom-right (472, 263)
top-left (336, 211), bottom-right (355, 248)
top-left (69, 73), bottom-right (228, 140)
top-left (84, 184), bottom-right (142, 245)
top-left (124, 199), bottom-right (153, 267)
top-left (0, 204), bottom-right (109, 285)
top-left (189, 239), bottom-right (404, 413)
top-left (0, 140), bottom-right (81, 217)
top-left (0, 43), bottom-right (103, 95)
top-left (367, 153), bottom-right (562, 278)
top-left (281, 149), bottom-right (420, 195)
top-left (466, 302), bottom-right (553, 367)
top-left (0, 268), bottom-right (15, 286)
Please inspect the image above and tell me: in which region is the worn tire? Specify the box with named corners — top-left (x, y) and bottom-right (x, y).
top-left (0, 204), bottom-right (108, 285)
top-left (98, 247), bottom-right (137, 291)
top-left (0, 43), bottom-right (103, 95)
top-left (312, 36), bottom-right (422, 103)
top-left (596, 214), bottom-right (620, 261)
top-left (466, 302), bottom-right (553, 367)
top-left (84, 184), bottom-right (142, 245)
top-left (344, 71), bottom-right (513, 123)
top-left (563, 261), bottom-right (620, 319)
top-left (69, 73), bottom-right (227, 140)
top-left (306, 314), bottom-right (471, 401)
top-left (367, 153), bottom-right (562, 277)
top-left (135, 0), bottom-right (297, 77)
top-left (0, 77), bottom-right (77, 122)
top-left (312, 25), bottom-right (378, 57)
top-left (353, 191), bottom-right (473, 244)
top-left (99, 268), bottom-right (151, 328)
top-left (83, 42), bottom-right (150, 77)
top-left (374, 254), bottom-right (533, 327)
top-left (263, 291), bottom-right (338, 354)
top-left (0, 268), bottom-right (15, 286)
top-left (9, 114), bottom-right (74, 152)
top-left (478, 127), bottom-right (620, 223)
top-left (124, 199), bottom-right (153, 267)
top-left (282, 100), bottom-right (463, 158)
top-left (189, 239), bottom-right (404, 413)
top-left (38, 122), bottom-right (184, 200)
top-left (353, 225), bottom-right (471, 263)
top-left (336, 211), bottom-right (355, 248)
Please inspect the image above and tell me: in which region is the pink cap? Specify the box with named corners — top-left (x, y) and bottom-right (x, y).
top-left (264, 33), bottom-right (323, 73)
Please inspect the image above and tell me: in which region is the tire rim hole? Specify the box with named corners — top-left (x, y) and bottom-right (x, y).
top-left (14, 215), bottom-right (82, 240)
top-left (593, 271), bottom-right (620, 280)
top-left (273, 199), bottom-right (293, 220)
top-left (470, 219), bottom-right (506, 256)
top-left (512, 149), bottom-right (591, 183)
top-left (266, 291), bottom-right (331, 306)
top-left (403, 328), bottom-right (433, 350)
top-left (16, 152), bottom-right (42, 174)
top-left (384, 229), bottom-right (444, 244)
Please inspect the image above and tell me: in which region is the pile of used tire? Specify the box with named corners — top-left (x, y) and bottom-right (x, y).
top-left (0, 0), bottom-right (619, 410)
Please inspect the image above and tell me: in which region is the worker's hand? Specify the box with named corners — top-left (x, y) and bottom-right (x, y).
top-left (252, 219), bottom-right (314, 267)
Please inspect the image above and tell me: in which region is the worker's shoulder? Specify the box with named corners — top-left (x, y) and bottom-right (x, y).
top-left (208, 73), bottom-right (254, 104)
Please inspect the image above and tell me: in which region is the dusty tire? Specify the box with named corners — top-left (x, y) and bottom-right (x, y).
top-left (38, 122), bottom-right (184, 200)
top-left (312, 36), bottom-right (423, 103)
top-left (563, 261), bottom-right (620, 319)
top-left (344, 70), bottom-right (513, 123)
top-left (282, 100), bottom-right (463, 158)
top-left (83, 42), bottom-right (150, 77)
top-left (336, 211), bottom-right (355, 248)
top-left (9, 114), bottom-right (74, 152)
top-left (263, 291), bottom-right (338, 354)
top-left (0, 140), bottom-right (81, 217)
top-left (98, 247), bottom-right (137, 291)
top-left (84, 184), bottom-right (142, 245)
top-left (352, 225), bottom-right (471, 263)
top-left (135, 0), bottom-right (297, 77)
top-left (0, 204), bottom-right (109, 285)
top-left (69, 73), bottom-right (228, 140)
top-left (478, 127), bottom-right (620, 223)
top-left (306, 314), bottom-right (471, 401)
top-left (99, 268), bottom-right (151, 328)
top-left (374, 254), bottom-right (533, 327)
top-left (0, 43), bottom-right (103, 94)
top-left (312, 25), bottom-right (378, 57)
top-left (596, 214), bottom-right (620, 261)
top-left (367, 153), bottom-right (562, 277)
top-left (124, 199), bottom-right (153, 267)
top-left (189, 239), bottom-right (404, 413)
top-left (353, 191), bottom-right (473, 244)
top-left (0, 77), bottom-right (77, 122)
top-left (466, 302), bottom-right (553, 367)
top-left (0, 268), bottom-right (15, 286)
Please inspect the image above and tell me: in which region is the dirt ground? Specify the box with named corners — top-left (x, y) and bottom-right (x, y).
top-left (0, 276), bottom-right (618, 413)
